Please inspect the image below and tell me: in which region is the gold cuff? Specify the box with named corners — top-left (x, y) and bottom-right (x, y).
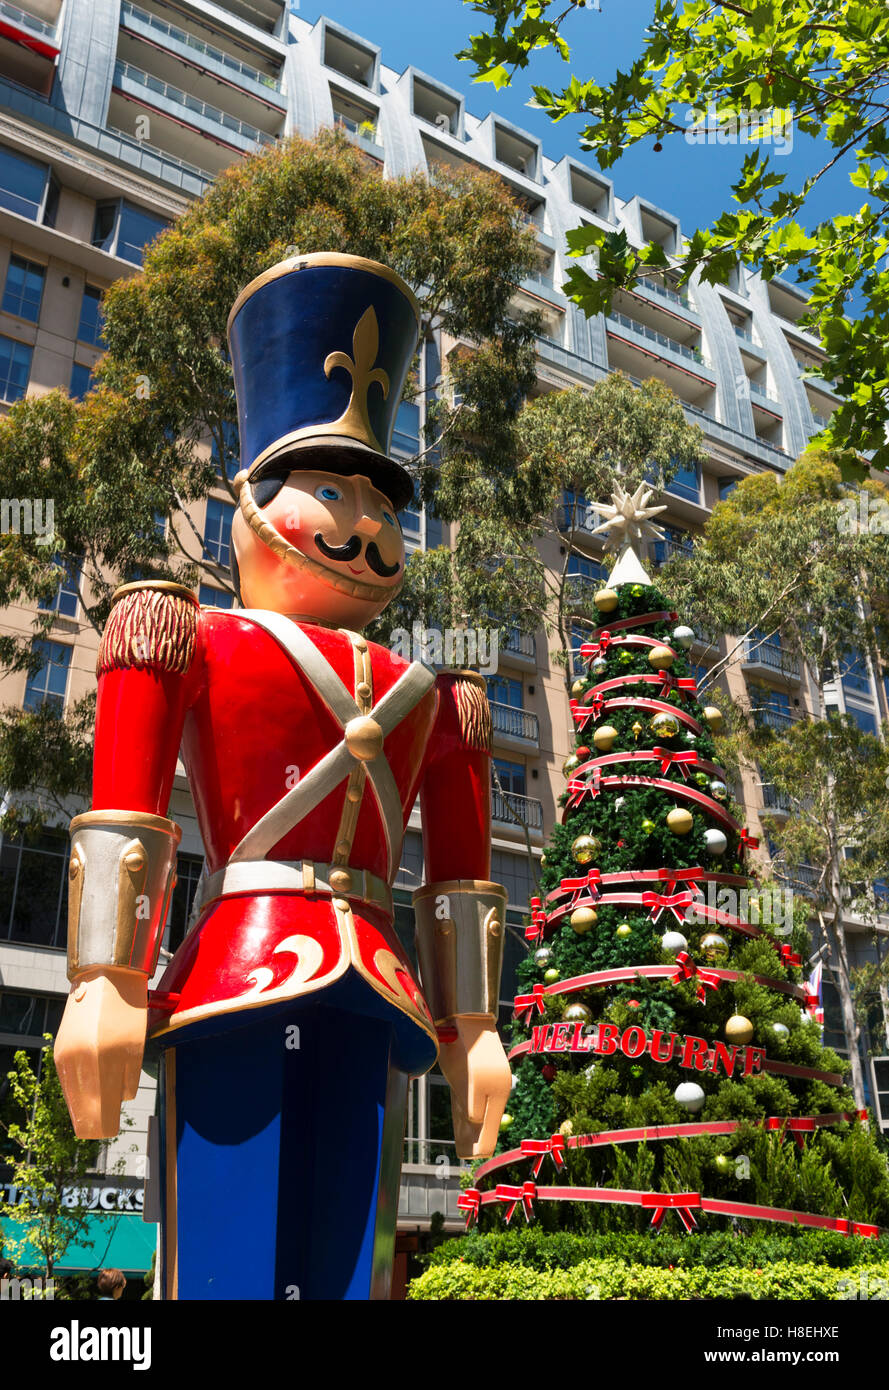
top-left (413, 879), bottom-right (506, 1024)
top-left (67, 810), bottom-right (181, 979)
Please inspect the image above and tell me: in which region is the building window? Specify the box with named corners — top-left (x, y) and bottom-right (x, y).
top-left (392, 399), bottom-right (420, 456)
top-left (198, 583), bottom-right (234, 609)
top-left (77, 284), bottom-right (104, 345)
top-left (23, 640), bottom-right (71, 715)
top-left (487, 675), bottom-right (523, 709)
top-left (718, 476), bottom-right (739, 501)
top-left (393, 830), bottom-right (424, 894)
top-left (92, 200), bottom-right (169, 266)
top-left (163, 853), bottom-right (206, 956)
top-left (492, 756), bottom-right (526, 796)
top-left (211, 418), bottom-right (239, 482)
top-left (2, 254), bottom-right (44, 322)
top-left (0, 145), bottom-right (50, 221)
top-left (38, 555), bottom-right (80, 619)
top-left (0, 335), bottom-right (32, 402)
top-left (0, 830), bottom-right (70, 949)
top-left (203, 497), bottom-right (235, 568)
top-left (664, 458), bottom-right (701, 504)
top-left (844, 703), bottom-right (879, 736)
top-left (69, 362), bottom-right (93, 401)
top-left (840, 649), bottom-right (873, 698)
top-left (750, 684), bottom-right (792, 731)
top-left (0, 990), bottom-right (64, 1039)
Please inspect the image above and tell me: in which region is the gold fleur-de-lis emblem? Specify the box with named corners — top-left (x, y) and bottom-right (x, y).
top-left (324, 306), bottom-right (390, 452)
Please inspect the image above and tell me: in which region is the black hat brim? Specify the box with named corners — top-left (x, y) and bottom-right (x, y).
top-left (248, 437), bottom-right (414, 514)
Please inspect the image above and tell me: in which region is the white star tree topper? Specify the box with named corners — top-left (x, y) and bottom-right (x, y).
top-left (591, 482), bottom-right (668, 587)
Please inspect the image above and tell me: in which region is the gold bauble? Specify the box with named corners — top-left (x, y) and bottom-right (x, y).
top-left (616, 923), bottom-right (633, 939)
top-left (666, 807), bottom-right (694, 836)
top-left (571, 677), bottom-right (587, 697)
top-left (650, 711), bottom-right (680, 739)
top-left (563, 753), bottom-right (580, 777)
top-left (562, 1002), bottom-right (591, 1023)
top-left (594, 588), bottom-right (619, 613)
top-left (570, 906), bottom-right (598, 934)
top-left (571, 834), bottom-right (600, 864)
top-left (540, 854), bottom-right (547, 868)
top-left (648, 645), bottom-right (675, 671)
top-left (701, 932), bottom-right (729, 963)
top-left (702, 705), bottom-right (724, 733)
top-left (593, 725), bottom-right (619, 752)
top-left (725, 1014), bottom-right (754, 1046)
top-left (559, 1119), bottom-right (574, 1137)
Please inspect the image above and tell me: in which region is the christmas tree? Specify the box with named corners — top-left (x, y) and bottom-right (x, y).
top-left (465, 485), bottom-right (889, 1238)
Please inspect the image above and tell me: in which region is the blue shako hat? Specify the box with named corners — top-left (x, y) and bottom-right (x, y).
top-left (227, 252), bottom-right (421, 512)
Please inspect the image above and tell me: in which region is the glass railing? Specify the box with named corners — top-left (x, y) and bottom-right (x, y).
top-left (334, 113), bottom-right (380, 146)
top-left (113, 59), bottom-right (277, 147)
top-left (490, 702), bottom-right (539, 742)
top-left (637, 276), bottom-right (691, 310)
top-left (608, 310), bottom-right (709, 368)
top-left (120, 2), bottom-right (282, 93)
top-left (734, 324), bottom-right (757, 346)
top-left (491, 788), bottom-right (544, 831)
top-left (106, 124), bottom-right (214, 181)
top-left (749, 379), bottom-right (780, 405)
top-left (0, 0), bottom-right (55, 39)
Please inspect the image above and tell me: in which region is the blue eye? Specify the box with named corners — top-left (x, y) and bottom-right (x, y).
top-left (383, 511), bottom-right (397, 526)
top-left (316, 485), bottom-right (342, 502)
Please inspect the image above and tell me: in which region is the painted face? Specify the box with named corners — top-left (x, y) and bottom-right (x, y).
top-left (231, 468), bottom-right (405, 629)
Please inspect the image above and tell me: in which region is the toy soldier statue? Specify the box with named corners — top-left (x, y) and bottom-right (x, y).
top-left (54, 253), bottom-right (511, 1300)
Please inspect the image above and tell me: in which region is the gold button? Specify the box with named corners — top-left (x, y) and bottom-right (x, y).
top-left (330, 869), bottom-right (352, 892)
top-left (355, 639), bottom-right (368, 653)
top-left (335, 840), bottom-right (351, 858)
top-left (347, 787), bottom-right (362, 803)
top-left (332, 897), bottom-right (351, 912)
top-left (356, 681), bottom-right (372, 701)
top-left (344, 715), bottom-right (383, 762)
top-left (488, 918), bottom-right (502, 938)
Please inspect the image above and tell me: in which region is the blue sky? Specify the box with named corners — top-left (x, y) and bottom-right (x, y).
top-left (298, 0), bottom-right (858, 284)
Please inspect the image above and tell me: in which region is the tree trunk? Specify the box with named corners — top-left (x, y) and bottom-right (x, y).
top-left (879, 975), bottom-right (889, 1053)
top-left (823, 911), bottom-right (867, 1109)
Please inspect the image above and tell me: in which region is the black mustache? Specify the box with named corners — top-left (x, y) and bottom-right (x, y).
top-left (314, 533), bottom-right (401, 578)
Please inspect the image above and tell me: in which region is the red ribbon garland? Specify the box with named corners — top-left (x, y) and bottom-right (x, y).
top-left (520, 1135), bottom-right (567, 1178)
top-left (641, 889), bottom-right (696, 924)
top-left (561, 868), bottom-right (603, 905)
top-left (457, 1189), bottom-right (481, 1226)
top-left (495, 1182), bottom-right (537, 1223)
top-left (672, 950), bottom-right (722, 1002)
top-left (651, 746), bottom-right (699, 777)
top-left (525, 896), bottom-right (547, 944)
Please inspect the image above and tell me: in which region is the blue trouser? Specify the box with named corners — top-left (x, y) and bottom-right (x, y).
top-left (157, 983), bottom-right (433, 1300)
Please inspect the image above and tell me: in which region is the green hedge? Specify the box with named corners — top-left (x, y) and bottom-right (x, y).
top-left (408, 1257), bottom-right (889, 1301)
top-left (421, 1227), bottom-right (889, 1272)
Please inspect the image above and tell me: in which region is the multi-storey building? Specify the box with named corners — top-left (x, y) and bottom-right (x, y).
top-left (0, 2), bottom-right (886, 1281)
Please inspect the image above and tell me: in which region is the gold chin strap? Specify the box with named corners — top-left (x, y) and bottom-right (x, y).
top-left (234, 470), bottom-right (403, 605)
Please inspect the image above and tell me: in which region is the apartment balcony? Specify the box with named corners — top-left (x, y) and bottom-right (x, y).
top-left (760, 782), bottom-right (792, 818)
top-left (748, 378), bottom-right (783, 411)
top-left (112, 59), bottom-right (278, 156)
top-left (559, 495), bottom-right (603, 538)
top-left (491, 788), bottom-right (544, 834)
top-left (742, 639), bottom-right (801, 683)
top-left (635, 275), bottom-right (695, 315)
top-left (120, 3), bottom-right (285, 108)
top-left (0, 0), bottom-right (59, 53)
top-left (106, 124), bottom-right (215, 184)
top-left (520, 272), bottom-right (565, 309)
top-left (496, 625), bottom-right (536, 669)
top-left (607, 310), bottom-right (711, 372)
top-left (564, 573), bottom-right (604, 612)
top-left (753, 706), bottom-right (794, 732)
top-left (333, 114), bottom-right (384, 161)
top-left (490, 701), bottom-right (539, 748)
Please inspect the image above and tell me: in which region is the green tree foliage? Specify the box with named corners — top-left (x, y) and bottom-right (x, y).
top-left (660, 452), bottom-right (889, 1105)
top-left (0, 1039), bottom-right (105, 1285)
top-left (0, 130), bottom-right (538, 835)
top-left (459, 0), bottom-right (889, 466)
top-left (470, 575), bottom-right (889, 1233)
top-left (380, 373), bottom-right (705, 690)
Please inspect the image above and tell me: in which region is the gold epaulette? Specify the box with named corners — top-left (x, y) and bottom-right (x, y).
top-left (447, 670), bottom-right (493, 755)
top-left (98, 580), bottom-right (199, 678)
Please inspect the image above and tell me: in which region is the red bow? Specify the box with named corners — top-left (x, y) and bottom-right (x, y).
top-left (779, 944), bottom-right (802, 969)
top-left (525, 896), bottom-right (548, 944)
top-left (739, 829), bottom-right (760, 856)
top-left (515, 984), bottom-right (547, 1024)
top-left (581, 631), bottom-right (613, 660)
top-left (652, 746), bottom-right (698, 778)
top-left (561, 868), bottom-right (602, 904)
top-left (674, 678), bottom-right (697, 700)
top-left (520, 1135), bottom-right (566, 1178)
top-left (650, 1203), bottom-right (699, 1234)
top-left (567, 766), bottom-right (601, 808)
top-left (672, 951), bottom-right (721, 1002)
top-left (457, 1189), bottom-right (481, 1226)
top-left (570, 698), bottom-right (597, 732)
top-left (495, 1182), bottom-right (537, 1223)
top-left (642, 890), bottom-right (695, 925)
